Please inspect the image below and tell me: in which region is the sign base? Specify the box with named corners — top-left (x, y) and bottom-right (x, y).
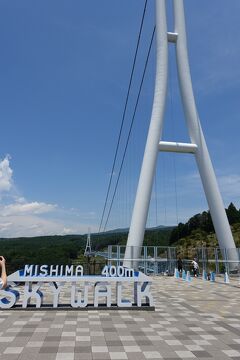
top-left (5, 303), bottom-right (155, 311)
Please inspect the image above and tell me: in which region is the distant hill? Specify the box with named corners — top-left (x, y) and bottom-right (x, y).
top-left (97, 228), bottom-right (129, 235)
top-left (2, 203), bottom-right (239, 273)
top-left (92, 225), bottom-right (174, 250)
top-left (0, 225), bottom-right (174, 272)
top-left (0, 235), bottom-right (86, 273)
top-left (169, 202), bottom-right (240, 254)
top-left (87, 225), bottom-right (172, 236)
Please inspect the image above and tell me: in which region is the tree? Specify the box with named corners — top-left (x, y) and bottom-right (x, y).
top-left (226, 202), bottom-right (240, 224)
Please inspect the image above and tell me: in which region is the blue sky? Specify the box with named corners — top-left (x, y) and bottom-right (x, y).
top-left (0, 0), bottom-right (240, 237)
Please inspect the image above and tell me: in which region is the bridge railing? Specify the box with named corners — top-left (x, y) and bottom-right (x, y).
top-left (105, 245), bottom-right (240, 276)
top-left (107, 245), bottom-right (177, 275)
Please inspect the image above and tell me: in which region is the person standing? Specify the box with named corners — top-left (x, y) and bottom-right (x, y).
top-left (177, 257), bottom-right (183, 273)
top-left (0, 256), bottom-right (7, 289)
top-left (192, 258), bottom-right (199, 277)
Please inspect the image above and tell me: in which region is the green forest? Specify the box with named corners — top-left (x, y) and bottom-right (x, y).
top-left (169, 202), bottom-right (240, 248)
top-left (0, 227), bottom-right (173, 273)
top-left (1, 202), bottom-right (240, 273)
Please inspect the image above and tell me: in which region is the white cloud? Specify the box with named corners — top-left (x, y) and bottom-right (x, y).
top-left (0, 215), bottom-right (96, 237)
top-left (0, 155), bottom-right (97, 237)
top-left (181, 171), bottom-right (240, 201)
top-left (0, 222), bottom-right (12, 230)
top-left (63, 227), bottom-right (74, 235)
top-left (15, 197), bottom-right (26, 204)
top-left (218, 174), bottom-right (240, 201)
top-left (1, 201), bottom-right (57, 216)
top-left (0, 215), bottom-right (65, 237)
top-left (0, 155), bottom-right (13, 193)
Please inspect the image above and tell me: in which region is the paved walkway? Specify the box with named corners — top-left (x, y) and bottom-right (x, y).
top-left (0, 276), bottom-right (240, 359)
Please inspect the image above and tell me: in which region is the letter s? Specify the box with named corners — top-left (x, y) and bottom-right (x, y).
top-left (0, 288), bottom-right (19, 309)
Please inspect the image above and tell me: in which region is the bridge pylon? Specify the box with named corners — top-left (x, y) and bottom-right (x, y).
top-left (124, 0), bottom-right (238, 270)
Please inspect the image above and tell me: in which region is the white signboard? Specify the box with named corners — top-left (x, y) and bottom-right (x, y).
top-left (0, 265), bottom-right (154, 309)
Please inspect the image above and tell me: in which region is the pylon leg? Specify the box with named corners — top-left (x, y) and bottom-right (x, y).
top-left (124, 0), bottom-right (168, 268)
top-left (173, 0), bottom-right (238, 269)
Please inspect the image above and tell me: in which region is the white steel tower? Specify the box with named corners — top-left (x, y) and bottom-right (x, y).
top-left (84, 228), bottom-right (92, 256)
top-left (124, 0), bottom-right (237, 268)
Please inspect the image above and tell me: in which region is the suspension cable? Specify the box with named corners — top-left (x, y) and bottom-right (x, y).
top-left (154, 171), bottom-right (158, 227)
top-left (103, 27), bottom-right (156, 232)
top-left (98, 0), bottom-right (149, 233)
top-left (169, 46), bottom-right (179, 227)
